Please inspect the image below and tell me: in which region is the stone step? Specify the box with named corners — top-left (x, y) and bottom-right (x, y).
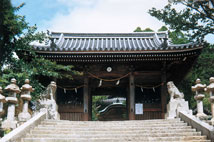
top-left (37, 122), bottom-right (188, 127)
top-left (43, 119), bottom-right (182, 125)
top-left (20, 118), bottom-right (211, 142)
top-left (42, 119), bottom-right (183, 123)
top-left (40, 122), bottom-right (186, 126)
top-left (41, 121), bottom-right (186, 126)
top-left (37, 123), bottom-right (187, 128)
top-left (45, 118), bottom-right (181, 123)
top-left (21, 136), bottom-right (209, 142)
top-left (26, 132), bottom-right (202, 138)
top-left (30, 129), bottom-right (197, 135)
top-left (34, 125), bottom-right (193, 131)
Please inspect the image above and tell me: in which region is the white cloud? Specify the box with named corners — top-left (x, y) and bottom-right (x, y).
top-left (45, 0), bottom-right (169, 33)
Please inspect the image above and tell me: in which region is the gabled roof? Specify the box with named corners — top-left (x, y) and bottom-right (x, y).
top-left (33, 32), bottom-right (202, 53)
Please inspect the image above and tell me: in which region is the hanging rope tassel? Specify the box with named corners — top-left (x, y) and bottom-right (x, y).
top-left (116, 80), bottom-right (120, 85)
top-left (153, 87), bottom-right (155, 92)
top-left (64, 88), bottom-right (66, 94)
top-left (98, 79), bottom-right (102, 87)
top-left (75, 88), bottom-right (78, 93)
top-left (141, 87), bottom-right (144, 93)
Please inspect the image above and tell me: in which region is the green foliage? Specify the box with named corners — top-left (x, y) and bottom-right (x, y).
top-left (169, 31), bottom-right (189, 44)
top-left (158, 26), bottom-right (189, 44)
top-left (0, 1), bottom-right (77, 101)
top-left (0, 0), bottom-right (26, 66)
top-left (179, 45), bottom-right (214, 110)
top-left (0, 57), bottom-right (75, 100)
top-left (134, 27), bottom-right (154, 32)
top-left (158, 26), bottom-right (168, 32)
top-left (92, 96), bottom-right (108, 121)
top-left (3, 128), bottom-right (11, 135)
top-left (148, 1), bottom-right (214, 41)
top-left (134, 27), bottom-right (143, 32)
top-left (134, 25), bottom-right (189, 44)
top-left (149, 1), bottom-right (214, 112)
top-left (142, 28), bottom-right (154, 32)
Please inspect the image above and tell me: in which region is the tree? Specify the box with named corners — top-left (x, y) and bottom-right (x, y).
top-left (149, 1), bottom-right (214, 111)
top-left (0, 0), bottom-right (26, 66)
top-left (133, 26), bottom-right (189, 44)
top-left (149, 0), bottom-right (214, 41)
top-left (0, 0), bottom-right (77, 100)
top-left (142, 28), bottom-right (154, 32)
top-left (158, 26), bottom-right (168, 32)
top-left (134, 27), bottom-right (154, 32)
top-left (134, 27), bottom-right (143, 32)
top-left (92, 96), bottom-right (108, 121)
top-left (158, 26), bottom-right (189, 44)
top-left (169, 31), bottom-right (189, 44)
top-left (178, 46), bottom-right (214, 111)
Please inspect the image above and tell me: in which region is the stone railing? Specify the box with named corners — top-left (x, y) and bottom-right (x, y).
top-left (0, 78), bottom-right (60, 131)
top-left (0, 112), bottom-right (46, 142)
top-left (179, 111), bottom-right (214, 141)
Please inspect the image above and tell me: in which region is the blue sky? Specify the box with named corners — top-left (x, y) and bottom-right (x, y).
top-left (12, 0), bottom-right (70, 30)
top-left (12, 0), bottom-right (213, 43)
top-left (11, 0), bottom-right (168, 32)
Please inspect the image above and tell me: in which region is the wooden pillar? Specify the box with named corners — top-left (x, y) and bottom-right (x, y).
top-left (161, 63), bottom-right (167, 119)
top-left (53, 78), bottom-right (57, 102)
top-left (83, 75), bottom-right (89, 121)
top-left (88, 87), bottom-right (92, 121)
top-left (129, 72), bottom-right (135, 120)
top-left (126, 87), bottom-right (129, 119)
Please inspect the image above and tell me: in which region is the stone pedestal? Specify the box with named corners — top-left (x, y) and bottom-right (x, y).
top-left (18, 99), bottom-right (31, 122)
top-left (192, 79), bottom-right (207, 119)
top-left (165, 99), bottom-right (192, 119)
top-left (194, 95), bottom-right (207, 118)
top-left (205, 77), bottom-right (214, 125)
top-left (18, 79), bottom-right (34, 122)
top-left (2, 103), bottom-right (17, 129)
top-left (0, 87), bottom-right (6, 116)
top-left (2, 78), bottom-right (20, 130)
top-left (210, 97), bottom-right (214, 124)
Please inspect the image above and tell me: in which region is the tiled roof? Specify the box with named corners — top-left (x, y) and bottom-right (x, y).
top-left (33, 32), bottom-right (201, 53)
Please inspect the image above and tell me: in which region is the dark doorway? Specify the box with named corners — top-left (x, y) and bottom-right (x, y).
top-left (91, 87), bottom-right (128, 121)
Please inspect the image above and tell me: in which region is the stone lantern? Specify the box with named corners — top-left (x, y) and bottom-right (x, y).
top-left (192, 78), bottom-right (207, 119)
top-left (2, 78), bottom-right (20, 129)
top-left (18, 79), bottom-right (34, 122)
top-left (0, 87), bottom-right (6, 117)
top-left (205, 77), bottom-right (214, 124)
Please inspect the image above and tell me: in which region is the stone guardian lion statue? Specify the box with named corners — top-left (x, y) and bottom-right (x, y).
top-left (167, 81), bottom-right (184, 102)
top-left (165, 81), bottom-right (192, 119)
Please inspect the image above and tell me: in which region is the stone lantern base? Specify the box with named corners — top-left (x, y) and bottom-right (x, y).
top-left (196, 112), bottom-right (207, 120)
top-left (18, 112), bottom-right (31, 122)
top-left (1, 120), bottom-right (17, 130)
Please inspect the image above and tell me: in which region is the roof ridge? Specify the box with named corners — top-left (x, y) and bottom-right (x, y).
top-left (50, 31), bottom-right (167, 34)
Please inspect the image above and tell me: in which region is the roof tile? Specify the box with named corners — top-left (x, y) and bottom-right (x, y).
top-left (33, 32), bottom-right (200, 53)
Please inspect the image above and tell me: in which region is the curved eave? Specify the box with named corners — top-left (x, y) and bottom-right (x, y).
top-left (35, 46), bottom-right (203, 54)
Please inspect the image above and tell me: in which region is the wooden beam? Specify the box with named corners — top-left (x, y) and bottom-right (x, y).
top-left (85, 71), bottom-right (161, 78)
top-left (129, 72), bottom-right (135, 120)
top-left (83, 74), bottom-right (89, 121)
top-left (134, 71), bottom-right (161, 76)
